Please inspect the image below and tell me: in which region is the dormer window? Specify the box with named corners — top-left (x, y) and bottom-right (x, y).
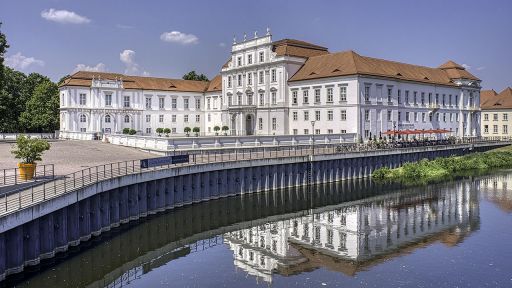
top-left (248, 54), bottom-right (252, 64)
top-left (237, 57), bottom-right (242, 66)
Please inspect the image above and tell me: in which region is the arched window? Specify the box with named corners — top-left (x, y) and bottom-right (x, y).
top-left (124, 115), bottom-right (130, 123)
top-left (105, 115), bottom-right (111, 123)
top-left (80, 114), bottom-right (87, 123)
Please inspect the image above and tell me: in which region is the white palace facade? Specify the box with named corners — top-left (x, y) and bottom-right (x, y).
top-left (59, 29), bottom-right (482, 140)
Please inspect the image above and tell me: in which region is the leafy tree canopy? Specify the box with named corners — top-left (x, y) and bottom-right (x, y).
top-left (19, 80), bottom-right (59, 132)
top-left (182, 70), bottom-right (209, 82)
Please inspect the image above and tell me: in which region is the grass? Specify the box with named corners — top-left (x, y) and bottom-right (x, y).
top-left (372, 145), bottom-right (512, 184)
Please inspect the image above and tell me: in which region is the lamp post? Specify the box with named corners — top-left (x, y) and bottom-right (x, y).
top-left (311, 120), bottom-right (316, 156)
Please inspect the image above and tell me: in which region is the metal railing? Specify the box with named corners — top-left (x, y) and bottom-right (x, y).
top-left (0, 164), bottom-right (55, 187)
top-left (0, 138), bottom-right (510, 217)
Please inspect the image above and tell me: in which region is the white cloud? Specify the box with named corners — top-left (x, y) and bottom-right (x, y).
top-left (462, 63), bottom-right (471, 70)
top-left (142, 71), bottom-right (150, 76)
top-left (120, 49), bottom-right (140, 74)
top-left (219, 42), bottom-right (226, 47)
top-left (5, 52), bottom-right (45, 70)
top-left (476, 66), bottom-right (486, 71)
top-left (160, 31), bottom-right (199, 45)
top-left (73, 63), bottom-right (106, 73)
top-left (41, 9), bottom-right (91, 24)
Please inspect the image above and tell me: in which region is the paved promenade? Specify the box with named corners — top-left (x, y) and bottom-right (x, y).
top-left (0, 140), bottom-right (153, 176)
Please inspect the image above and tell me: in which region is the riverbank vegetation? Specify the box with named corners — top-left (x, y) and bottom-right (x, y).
top-left (372, 145), bottom-right (512, 184)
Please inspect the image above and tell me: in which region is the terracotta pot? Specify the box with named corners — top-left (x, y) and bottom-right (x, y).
top-left (18, 163), bottom-right (36, 180)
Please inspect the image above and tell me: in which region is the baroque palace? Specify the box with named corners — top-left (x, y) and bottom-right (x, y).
top-left (59, 29), bottom-right (482, 140)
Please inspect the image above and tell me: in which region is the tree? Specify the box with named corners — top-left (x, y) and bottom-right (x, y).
top-left (184, 127), bottom-right (191, 136)
top-left (163, 128), bottom-right (171, 137)
top-left (122, 128), bottom-right (130, 134)
top-left (19, 80), bottom-right (59, 132)
top-left (222, 125), bottom-right (229, 135)
top-left (156, 127), bottom-right (163, 136)
top-left (182, 70), bottom-right (209, 82)
top-left (0, 22), bottom-right (9, 87)
top-left (0, 67), bottom-right (26, 132)
top-left (213, 125), bottom-right (220, 135)
top-left (192, 127), bottom-right (200, 136)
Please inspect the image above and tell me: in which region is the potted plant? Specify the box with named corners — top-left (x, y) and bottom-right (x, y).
top-left (11, 135), bottom-right (51, 180)
top-left (222, 125), bottom-right (229, 136)
top-left (163, 128), bottom-right (171, 137)
top-left (128, 129), bottom-right (137, 135)
top-left (193, 127), bottom-right (200, 137)
top-left (184, 127), bottom-right (191, 137)
top-left (156, 127), bottom-right (163, 137)
top-left (122, 128), bottom-right (130, 134)
top-left (213, 126), bottom-right (220, 136)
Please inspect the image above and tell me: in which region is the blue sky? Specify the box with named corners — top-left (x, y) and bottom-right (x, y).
top-left (1, 0), bottom-right (511, 90)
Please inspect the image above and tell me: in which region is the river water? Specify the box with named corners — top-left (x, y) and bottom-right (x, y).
top-left (6, 170), bottom-right (512, 288)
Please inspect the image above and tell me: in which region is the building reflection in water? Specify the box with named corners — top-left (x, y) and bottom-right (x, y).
top-left (480, 172), bottom-right (512, 213)
top-left (224, 180), bottom-right (481, 284)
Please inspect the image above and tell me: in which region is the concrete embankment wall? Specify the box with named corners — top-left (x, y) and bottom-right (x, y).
top-left (0, 143), bottom-right (501, 281)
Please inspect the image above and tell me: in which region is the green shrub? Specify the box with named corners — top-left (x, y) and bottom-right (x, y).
top-left (128, 129), bottom-right (136, 135)
top-left (11, 135), bottom-right (51, 164)
top-left (163, 128), bottom-right (171, 137)
top-left (122, 128), bottom-right (130, 134)
top-left (156, 127), bottom-right (164, 136)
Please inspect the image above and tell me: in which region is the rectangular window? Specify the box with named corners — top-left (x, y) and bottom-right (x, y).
top-left (247, 54), bottom-right (252, 64)
top-left (105, 94), bottom-right (112, 106)
top-left (271, 69), bottom-right (276, 82)
top-left (293, 129), bottom-right (298, 135)
top-left (172, 115), bottom-right (176, 122)
top-left (449, 94), bottom-right (452, 106)
top-left (237, 57), bottom-right (242, 66)
top-left (259, 51), bottom-right (264, 62)
top-left (340, 86), bottom-right (347, 102)
top-left (237, 74), bottom-right (242, 86)
top-left (196, 115), bottom-right (200, 122)
top-left (145, 97), bottom-right (151, 109)
top-left (364, 86), bottom-right (370, 102)
top-left (413, 91), bottom-right (418, 105)
top-left (442, 94), bottom-right (446, 106)
top-left (315, 129), bottom-right (320, 135)
top-left (327, 129), bottom-right (333, 134)
top-left (455, 95), bottom-right (458, 105)
top-left (327, 110), bottom-right (333, 121)
top-left (172, 98), bottom-right (177, 109)
top-left (79, 93), bottom-right (86, 105)
top-left (315, 110), bottom-right (321, 121)
top-left (406, 112), bottom-right (410, 122)
top-left (159, 97), bottom-right (165, 109)
top-left (504, 125), bottom-right (508, 134)
top-left (207, 98), bottom-right (211, 110)
top-left (435, 93), bottom-right (439, 104)
top-left (247, 94), bottom-right (253, 105)
top-left (259, 71), bottom-right (264, 84)
top-left (421, 92), bottom-right (425, 105)
top-left (397, 90), bottom-right (401, 104)
top-left (341, 129), bottom-right (347, 134)
top-left (159, 115), bottom-right (164, 123)
top-left (365, 110), bottom-right (370, 121)
top-left (443, 113), bottom-right (446, 122)
top-left (303, 90), bottom-right (309, 104)
top-left (272, 118), bottom-right (277, 130)
top-left (398, 111), bottom-right (401, 121)
top-left (195, 98), bottom-right (201, 109)
top-left (387, 110), bottom-right (392, 121)
top-left (207, 114), bottom-right (211, 122)
top-left (146, 128), bottom-right (151, 134)
top-left (184, 98), bottom-right (189, 109)
top-left (123, 96), bottom-right (130, 108)
top-left (184, 115), bottom-right (188, 122)
top-left (259, 93), bottom-right (264, 106)
top-left (247, 73), bottom-right (252, 85)
top-left (494, 113), bottom-right (499, 121)
top-left (340, 110), bottom-right (347, 121)
top-left (304, 111), bottom-right (309, 121)
top-left (227, 76), bottom-right (232, 88)
top-left (271, 92), bottom-right (277, 104)
top-left (304, 129), bottom-right (309, 135)
top-left (484, 125), bottom-right (489, 133)
top-left (146, 115), bottom-right (151, 122)
top-left (504, 114), bottom-right (508, 121)
top-left (484, 113), bottom-right (489, 121)
top-left (428, 93), bottom-right (432, 104)
top-left (387, 88), bottom-right (392, 103)
top-left (422, 112), bottom-right (426, 122)
top-left (293, 111), bottom-right (298, 121)
top-left (292, 90), bottom-right (298, 105)
top-left (238, 95), bottom-right (242, 105)
top-left (172, 128), bottom-right (176, 134)
top-left (494, 125), bottom-right (498, 134)
top-left (315, 89), bottom-right (321, 103)
top-left (327, 88), bottom-right (333, 103)
top-left (405, 91), bottom-right (409, 104)
top-left (258, 118), bottom-right (263, 130)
